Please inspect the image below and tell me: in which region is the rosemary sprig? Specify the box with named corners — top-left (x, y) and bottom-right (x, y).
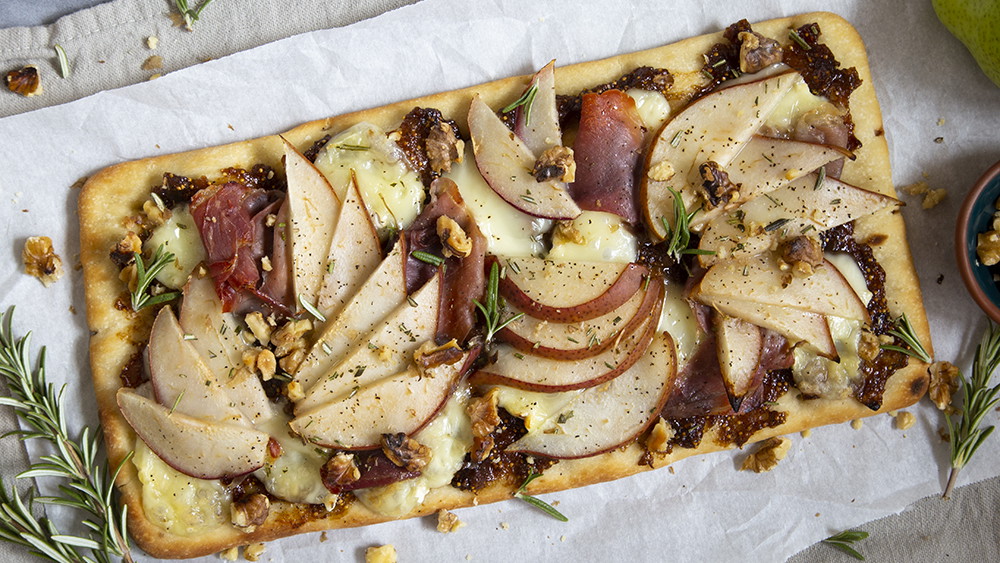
top-left (502, 84), bottom-right (539, 125)
top-left (130, 243), bottom-right (179, 312)
top-left (660, 187), bottom-right (715, 262)
top-left (173, 0), bottom-right (214, 31)
top-left (0, 309), bottom-right (133, 562)
top-left (821, 529), bottom-right (868, 560)
top-left (882, 313), bottom-right (932, 364)
top-left (513, 471), bottom-right (567, 522)
top-left (473, 262), bottom-right (523, 345)
top-left (942, 321), bottom-right (1000, 499)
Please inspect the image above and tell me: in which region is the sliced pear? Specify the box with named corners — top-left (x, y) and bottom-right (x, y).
top-left (641, 71), bottom-right (798, 239)
top-left (468, 95), bottom-right (581, 220)
top-left (117, 388), bottom-right (269, 479)
top-left (290, 351), bottom-right (473, 449)
top-left (508, 331), bottom-right (676, 459)
top-left (296, 273), bottom-right (441, 413)
top-left (698, 173), bottom-right (899, 266)
top-left (513, 60), bottom-right (561, 157)
top-left (316, 172), bottom-right (382, 320)
top-left (294, 241), bottom-right (408, 392)
top-left (700, 296), bottom-right (837, 358)
top-left (497, 257), bottom-right (647, 323)
top-left (714, 313), bottom-right (763, 412)
top-left (148, 307), bottom-right (247, 425)
top-left (284, 137), bottom-right (342, 310)
top-left (179, 275), bottom-right (272, 423)
top-left (697, 253), bottom-right (869, 321)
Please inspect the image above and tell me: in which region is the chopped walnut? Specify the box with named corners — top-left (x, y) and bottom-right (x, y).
top-left (740, 437), bottom-right (791, 473)
top-left (271, 319), bottom-right (312, 358)
top-left (141, 55), bottom-right (163, 71)
top-left (365, 545), bottom-right (397, 563)
top-left (922, 188), bottom-right (946, 209)
top-left (895, 411), bottom-right (916, 430)
top-left (777, 235), bottom-right (823, 277)
top-left (142, 199), bottom-right (171, 227)
top-left (436, 215), bottom-right (472, 258)
top-left (6, 65), bottom-right (42, 97)
top-left (553, 220), bottom-right (586, 246)
top-left (109, 232), bottom-right (142, 268)
top-left (244, 543), bottom-right (266, 562)
top-left (322, 452), bottom-right (361, 488)
top-left (286, 380), bottom-right (305, 402)
top-left (858, 330), bottom-right (881, 362)
top-left (647, 160), bottom-right (676, 182)
top-left (256, 349), bottom-right (277, 381)
top-left (533, 146), bottom-right (576, 183)
top-left (466, 389), bottom-right (501, 462)
top-left (22, 236), bottom-right (64, 287)
top-left (414, 339), bottom-right (463, 370)
top-left (737, 31), bottom-right (783, 73)
top-left (901, 180), bottom-right (930, 196)
top-left (645, 418), bottom-right (674, 453)
top-left (928, 361), bottom-right (959, 412)
top-left (219, 546), bottom-right (239, 561)
top-left (381, 433), bottom-right (431, 472)
top-left (118, 263), bottom-right (139, 294)
top-left (851, 419), bottom-right (864, 430)
top-left (245, 312), bottom-right (273, 343)
top-left (426, 121), bottom-right (464, 174)
top-left (699, 161), bottom-right (740, 208)
top-left (436, 508), bottom-right (465, 533)
top-left (230, 494), bottom-right (269, 530)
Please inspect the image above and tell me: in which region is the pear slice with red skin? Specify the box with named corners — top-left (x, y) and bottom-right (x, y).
top-left (283, 137), bottom-right (342, 311)
top-left (148, 306), bottom-right (248, 426)
top-left (714, 312), bottom-right (763, 412)
top-left (641, 71), bottom-right (798, 239)
top-left (697, 295), bottom-right (837, 359)
top-left (497, 274), bottom-right (662, 360)
top-left (513, 60), bottom-right (561, 157)
top-left (316, 171), bottom-right (382, 321)
top-left (697, 173), bottom-right (899, 267)
top-left (692, 135), bottom-right (853, 230)
top-left (696, 253), bottom-right (869, 322)
top-left (296, 272), bottom-right (441, 413)
top-left (295, 240), bottom-right (408, 393)
top-left (179, 275), bottom-right (272, 423)
top-left (508, 331), bottom-right (676, 460)
top-left (117, 388), bottom-right (269, 480)
top-left (468, 95), bottom-right (581, 220)
top-left (472, 291), bottom-right (662, 392)
top-left (495, 256), bottom-right (648, 323)
top-left (290, 349), bottom-right (477, 449)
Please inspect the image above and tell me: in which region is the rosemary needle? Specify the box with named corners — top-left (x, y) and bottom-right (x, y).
top-left (822, 530), bottom-right (868, 561)
top-left (514, 471), bottom-right (567, 522)
top-left (473, 262), bottom-right (523, 345)
top-left (130, 243), bottom-right (179, 311)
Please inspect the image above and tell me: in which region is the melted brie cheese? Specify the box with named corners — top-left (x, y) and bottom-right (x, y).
top-left (145, 205), bottom-right (206, 289)
top-left (657, 281), bottom-right (700, 366)
top-left (253, 414), bottom-right (330, 505)
top-left (313, 123), bottom-right (424, 236)
top-left (445, 145), bottom-right (551, 257)
top-left (764, 78), bottom-right (832, 133)
top-left (791, 315), bottom-right (863, 399)
top-left (354, 386), bottom-right (472, 517)
top-left (132, 440), bottom-right (230, 536)
top-left (493, 385), bottom-right (583, 434)
top-left (547, 210), bottom-right (637, 263)
top-left (626, 88), bottom-right (671, 133)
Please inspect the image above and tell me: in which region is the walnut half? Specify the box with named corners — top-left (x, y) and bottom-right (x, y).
top-left (22, 236), bottom-right (64, 287)
top-left (230, 493), bottom-right (270, 530)
top-left (381, 433), bottom-right (432, 472)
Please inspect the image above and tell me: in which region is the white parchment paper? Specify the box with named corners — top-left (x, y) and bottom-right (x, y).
top-left (1, 0), bottom-right (999, 561)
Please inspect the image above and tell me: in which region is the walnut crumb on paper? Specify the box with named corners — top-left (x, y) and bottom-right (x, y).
top-left (219, 546), bottom-right (239, 561)
top-left (500, 521), bottom-right (510, 530)
top-left (243, 543), bottom-right (266, 562)
top-left (899, 180), bottom-right (946, 209)
top-left (319, 531), bottom-right (328, 542)
top-left (895, 411), bottom-right (916, 430)
top-left (6, 65), bottom-right (42, 96)
top-left (365, 545), bottom-right (397, 563)
top-left (851, 419), bottom-right (864, 430)
top-left (740, 437), bottom-right (791, 473)
top-left (928, 361), bottom-right (960, 412)
top-left (23, 236), bottom-right (64, 287)
top-left (146, 36), bottom-right (159, 49)
top-left (436, 508), bottom-right (465, 533)
top-left (141, 55), bottom-right (163, 71)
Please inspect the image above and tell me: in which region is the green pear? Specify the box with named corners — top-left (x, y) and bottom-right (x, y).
top-left (933, 0), bottom-right (1000, 87)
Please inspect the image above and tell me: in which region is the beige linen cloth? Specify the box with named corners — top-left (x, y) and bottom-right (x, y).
top-left (0, 1), bottom-right (997, 561)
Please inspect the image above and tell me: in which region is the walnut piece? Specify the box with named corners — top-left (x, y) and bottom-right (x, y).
top-left (436, 508), bottom-right (465, 533)
top-left (381, 433), bottom-right (431, 472)
top-left (244, 543), bottom-right (266, 562)
top-left (533, 146), bottom-right (576, 183)
top-left (645, 418), bottom-right (674, 453)
top-left (436, 215), bottom-right (472, 258)
top-left (322, 452), bottom-right (361, 488)
top-left (271, 319), bottom-right (312, 373)
top-left (553, 220), bottom-right (586, 246)
top-left (141, 55), bottom-right (163, 71)
top-left (219, 546), bottom-right (239, 561)
top-left (6, 65), bottom-right (42, 96)
top-left (699, 161), bottom-right (740, 208)
top-left (466, 389), bottom-right (501, 462)
top-left (426, 120), bottom-right (464, 174)
top-left (858, 330), bottom-right (881, 362)
top-left (22, 236), bottom-right (64, 287)
top-left (928, 361), bottom-right (959, 412)
top-left (737, 31), bottom-right (783, 73)
top-left (365, 545), bottom-right (397, 563)
top-left (895, 411), bottom-right (916, 430)
top-left (777, 235), bottom-right (824, 277)
top-left (740, 437), bottom-right (791, 473)
top-left (647, 160), bottom-right (676, 182)
top-left (230, 494), bottom-right (270, 530)
top-left (244, 312), bottom-right (273, 344)
top-left (922, 188), bottom-right (946, 209)
top-left (256, 349), bottom-right (277, 381)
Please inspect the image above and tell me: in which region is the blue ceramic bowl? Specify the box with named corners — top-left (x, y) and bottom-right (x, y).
top-left (956, 159), bottom-right (1000, 323)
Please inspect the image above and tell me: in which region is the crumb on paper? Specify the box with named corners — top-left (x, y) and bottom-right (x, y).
top-left (900, 181), bottom-right (929, 196)
top-left (23, 236), bottom-right (64, 287)
top-left (895, 411), bottom-right (916, 430)
top-left (141, 55), bottom-right (163, 71)
top-left (500, 522), bottom-right (510, 530)
top-left (69, 305), bottom-right (77, 315)
top-left (937, 118), bottom-right (946, 126)
top-left (6, 65), bottom-right (42, 96)
top-left (668, 466), bottom-right (675, 474)
top-left (148, 73), bottom-right (162, 81)
top-left (219, 546), bottom-right (239, 561)
top-left (560, 535), bottom-right (567, 542)
top-left (436, 508), bottom-right (465, 533)
top-left (146, 36), bottom-right (159, 49)
top-left (851, 419), bottom-right (864, 430)
top-left (465, 555), bottom-right (472, 561)
top-left (800, 428), bottom-right (812, 438)
top-left (319, 531), bottom-right (328, 543)
top-left (365, 545), bottom-right (397, 563)
top-left (928, 361), bottom-right (960, 411)
top-left (243, 543), bottom-right (266, 562)
top-left (937, 274), bottom-right (944, 285)
top-left (934, 136), bottom-right (944, 144)
top-left (550, 500), bottom-right (559, 506)
top-left (922, 188), bottom-right (946, 209)
top-left (740, 437), bottom-right (791, 473)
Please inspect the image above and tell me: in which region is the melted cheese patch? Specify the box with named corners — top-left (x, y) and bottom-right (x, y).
top-left (132, 439), bottom-right (229, 536)
top-left (493, 386), bottom-right (583, 435)
top-left (253, 414), bottom-right (330, 505)
top-left (446, 145), bottom-right (551, 257)
top-left (657, 281), bottom-right (700, 366)
top-left (626, 89), bottom-right (671, 133)
top-left (354, 386), bottom-right (472, 517)
top-left (313, 123), bottom-right (424, 236)
top-left (792, 315), bottom-right (863, 399)
top-left (547, 211), bottom-right (637, 263)
top-left (145, 205), bottom-right (206, 289)
top-left (764, 78), bottom-right (831, 133)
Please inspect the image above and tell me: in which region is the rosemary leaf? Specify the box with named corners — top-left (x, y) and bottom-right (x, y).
top-left (53, 45), bottom-right (70, 78)
top-left (882, 313), bottom-right (932, 364)
top-left (298, 294), bottom-right (327, 323)
top-left (502, 84), bottom-right (539, 125)
top-left (130, 243), bottom-right (180, 311)
top-left (410, 250), bottom-right (445, 267)
top-left (822, 530), bottom-right (868, 561)
top-left (513, 471), bottom-right (567, 522)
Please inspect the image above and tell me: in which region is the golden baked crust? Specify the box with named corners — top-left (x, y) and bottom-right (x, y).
top-left (78, 11), bottom-right (930, 559)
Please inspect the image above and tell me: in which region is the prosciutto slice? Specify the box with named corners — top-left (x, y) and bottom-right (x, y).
top-left (569, 90), bottom-right (645, 223)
